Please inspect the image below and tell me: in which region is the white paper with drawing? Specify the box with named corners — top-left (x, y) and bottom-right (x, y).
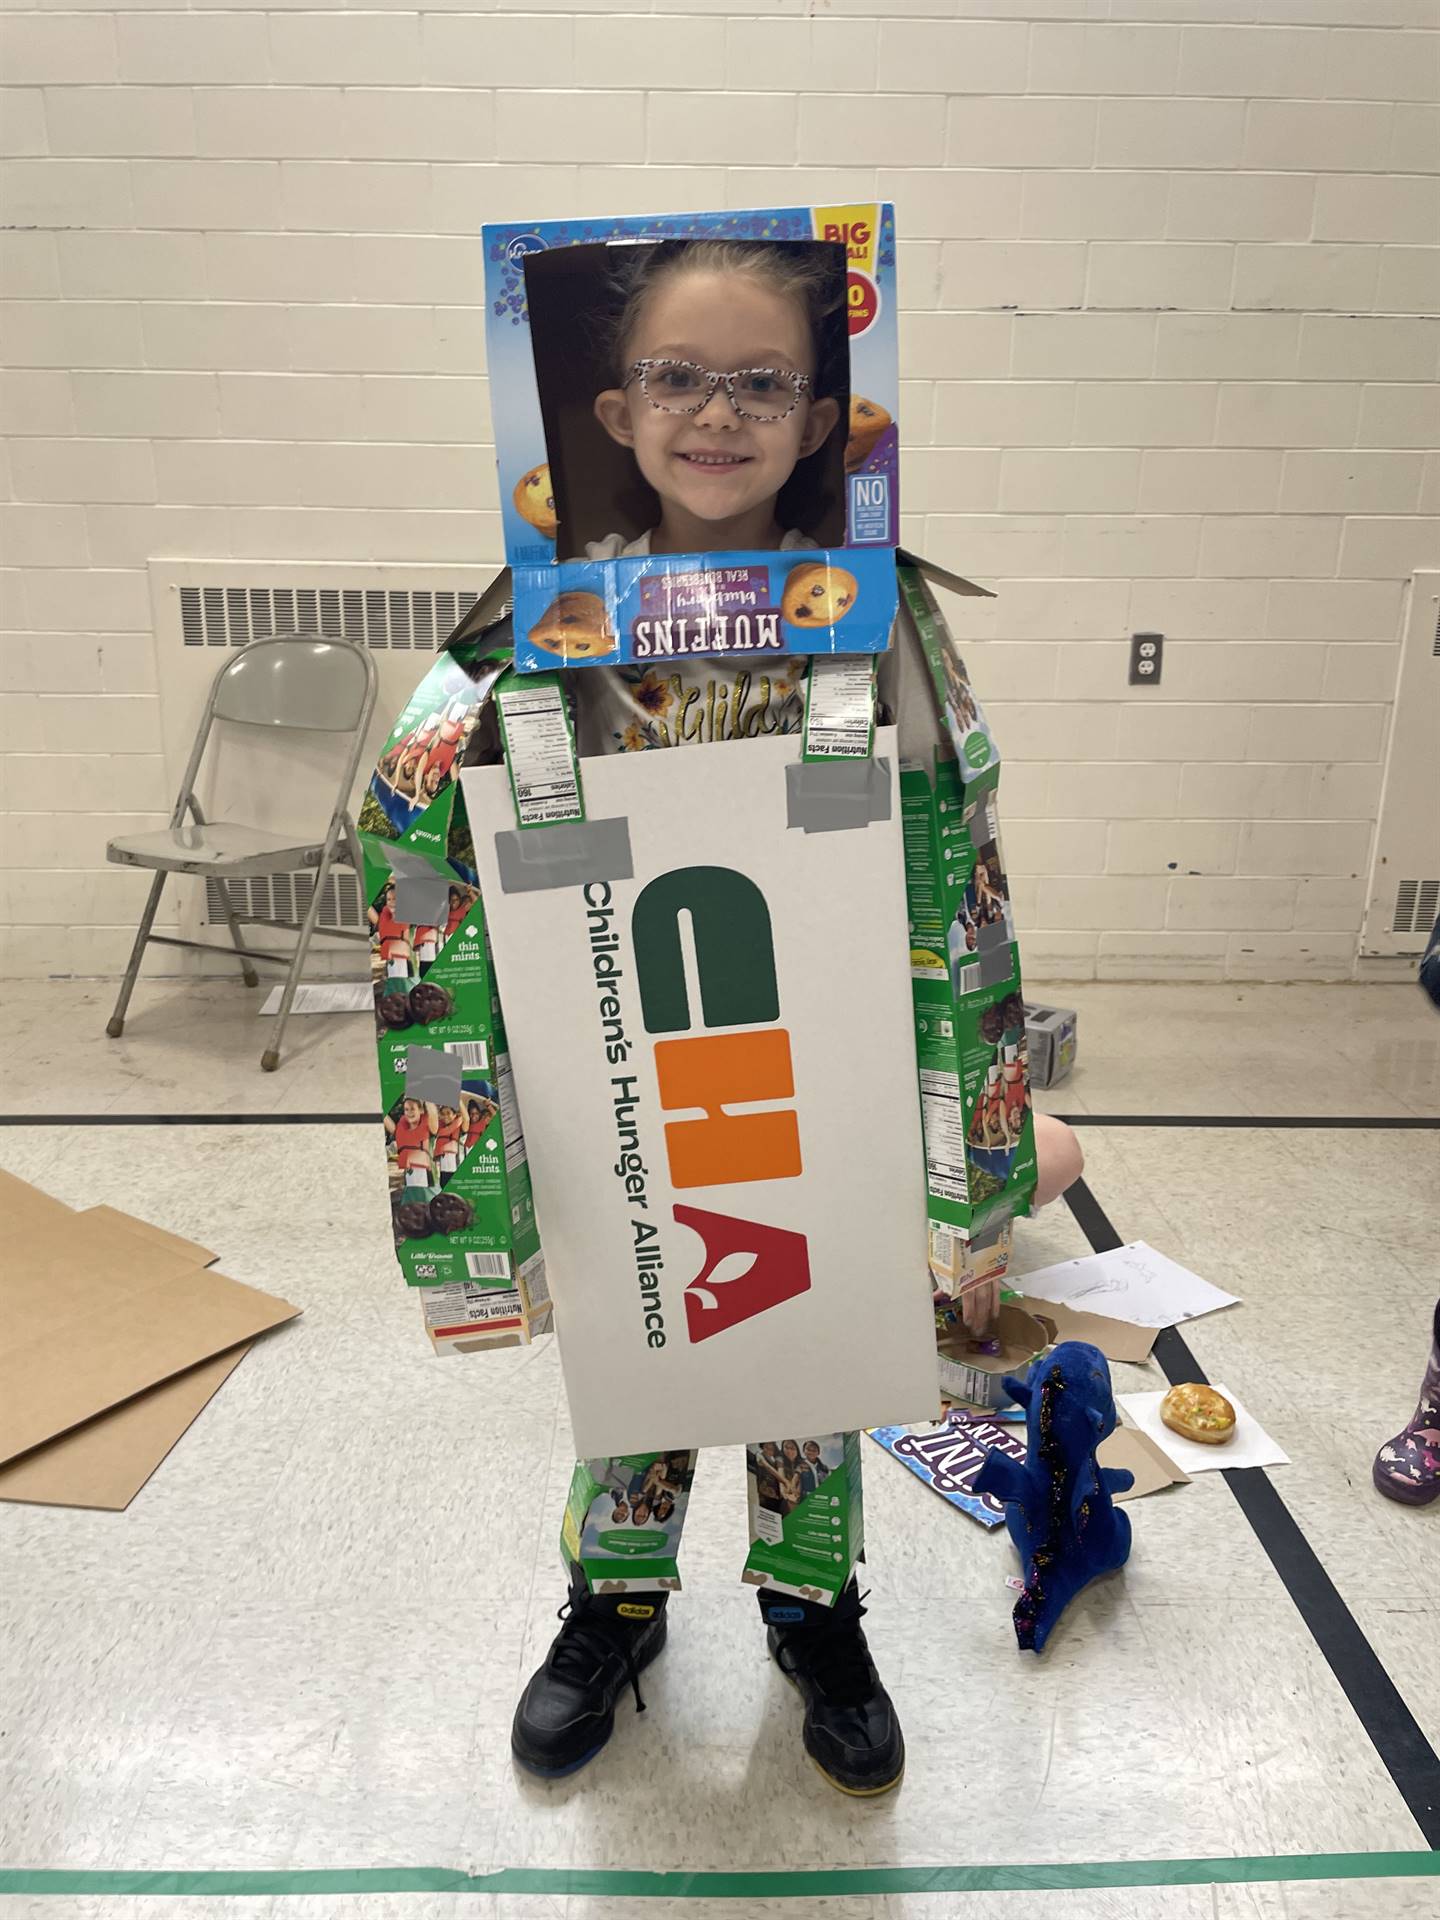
top-left (1013, 1241), bottom-right (1239, 1330)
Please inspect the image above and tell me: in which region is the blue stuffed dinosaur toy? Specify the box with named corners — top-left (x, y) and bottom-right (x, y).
top-left (972, 1340), bottom-right (1134, 1653)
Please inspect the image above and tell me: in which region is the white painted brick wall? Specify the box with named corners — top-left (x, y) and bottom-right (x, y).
top-left (2, 4), bottom-right (1437, 983)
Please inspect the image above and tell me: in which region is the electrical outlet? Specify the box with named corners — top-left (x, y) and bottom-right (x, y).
top-left (1129, 632), bottom-right (1164, 686)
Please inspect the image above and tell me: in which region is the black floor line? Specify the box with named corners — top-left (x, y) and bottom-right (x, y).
top-left (3, 1112), bottom-right (1437, 1130)
top-left (1065, 1176), bottom-right (1440, 1850)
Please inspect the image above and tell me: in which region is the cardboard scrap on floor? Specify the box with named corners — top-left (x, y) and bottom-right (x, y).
top-left (868, 1409), bottom-right (1187, 1529)
top-left (936, 1304), bottom-right (1052, 1412)
top-left (0, 1169), bottom-right (300, 1511)
top-left (1009, 1295), bottom-right (1158, 1366)
top-left (936, 1298), bottom-right (1157, 1414)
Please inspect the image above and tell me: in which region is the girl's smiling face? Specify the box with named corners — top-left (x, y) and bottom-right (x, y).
top-left (594, 269), bottom-right (839, 552)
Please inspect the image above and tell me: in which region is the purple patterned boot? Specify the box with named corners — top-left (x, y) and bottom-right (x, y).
top-left (1373, 1300), bottom-right (1440, 1508)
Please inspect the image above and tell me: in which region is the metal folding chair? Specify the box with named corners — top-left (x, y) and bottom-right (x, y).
top-left (105, 633), bottom-right (379, 1071)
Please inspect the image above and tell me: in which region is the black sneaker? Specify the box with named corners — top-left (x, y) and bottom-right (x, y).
top-left (761, 1583), bottom-right (904, 1796)
top-left (511, 1575), bottom-right (669, 1778)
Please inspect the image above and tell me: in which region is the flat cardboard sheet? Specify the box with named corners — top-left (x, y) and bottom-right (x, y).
top-left (1119, 1386), bottom-right (1289, 1474)
top-left (0, 1173), bottom-right (298, 1505)
top-left (1011, 1294), bottom-right (1159, 1366)
top-left (1, 1166), bottom-right (68, 1223)
top-left (1103, 1425), bottom-right (1190, 1501)
top-left (0, 1348), bottom-right (249, 1511)
top-left (80, 1205), bottom-right (217, 1270)
top-left (463, 730), bottom-right (938, 1456)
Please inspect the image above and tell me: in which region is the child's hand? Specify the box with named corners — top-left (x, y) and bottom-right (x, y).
top-left (960, 1278), bottom-right (1001, 1340)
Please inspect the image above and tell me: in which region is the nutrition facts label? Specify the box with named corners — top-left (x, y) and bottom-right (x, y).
top-left (498, 680), bottom-right (584, 826)
top-left (919, 1068), bottom-right (970, 1204)
top-left (422, 1279), bottom-right (521, 1327)
top-left (803, 656), bottom-right (876, 760)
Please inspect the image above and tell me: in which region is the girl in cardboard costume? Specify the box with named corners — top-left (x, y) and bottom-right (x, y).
top-left (511, 238), bottom-right (909, 1798)
top-left (364, 214), bottom-right (1087, 1789)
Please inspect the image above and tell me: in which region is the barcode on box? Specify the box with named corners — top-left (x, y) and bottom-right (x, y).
top-left (465, 1252), bottom-right (512, 1281)
top-left (445, 1042), bottom-right (490, 1071)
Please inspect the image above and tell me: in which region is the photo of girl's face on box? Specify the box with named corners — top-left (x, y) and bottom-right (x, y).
top-left (523, 239), bottom-right (849, 560)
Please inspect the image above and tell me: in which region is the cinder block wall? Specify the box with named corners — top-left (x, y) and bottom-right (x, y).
top-left (2, 4), bottom-right (1437, 982)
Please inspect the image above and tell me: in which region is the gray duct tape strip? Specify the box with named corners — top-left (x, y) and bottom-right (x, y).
top-left (969, 1214), bottom-right (1008, 1253)
top-left (494, 817), bottom-right (634, 895)
top-left (404, 1045), bottom-right (462, 1108)
top-left (786, 757), bottom-right (892, 833)
top-left (975, 925), bottom-right (1014, 991)
top-left (384, 846), bottom-right (452, 924)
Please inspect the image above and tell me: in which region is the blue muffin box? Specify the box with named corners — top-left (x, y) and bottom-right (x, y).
top-left (481, 203), bottom-right (900, 674)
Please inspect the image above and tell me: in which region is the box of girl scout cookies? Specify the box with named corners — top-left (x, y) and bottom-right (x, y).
top-left (357, 576), bottom-right (552, 1353)
top-left (362, 204), bottom-right (1037, 1464)
top-left (896, 565), bottom-right (1037, 1318)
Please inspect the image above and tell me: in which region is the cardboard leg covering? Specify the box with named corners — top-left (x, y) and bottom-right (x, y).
top-left (563, 1451), bottom-right (698, 1595)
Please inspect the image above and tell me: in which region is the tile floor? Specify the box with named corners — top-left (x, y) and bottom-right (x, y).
top-left (2, 977), bottom-right (1437, 1920)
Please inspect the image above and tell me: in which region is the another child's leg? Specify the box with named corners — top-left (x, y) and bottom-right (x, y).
top-left (743, 1432), bottom-right (905, 1797)
top-left (954, 1115), bottom-right (1085, 1336)
top-left (511, 1449), bottom-right (697, 1778)
top-left (1032, 1111), bottom-right (1084, 1209)
top-left (1373, 1300), bottom-right (1440, 1507)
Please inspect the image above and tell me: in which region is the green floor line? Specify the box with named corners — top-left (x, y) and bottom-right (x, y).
top-left (3, 1851), bottom-right (1437, 1899)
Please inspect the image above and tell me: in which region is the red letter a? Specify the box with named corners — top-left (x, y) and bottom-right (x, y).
top-left (673, 1205), bottom-right (812, 1344)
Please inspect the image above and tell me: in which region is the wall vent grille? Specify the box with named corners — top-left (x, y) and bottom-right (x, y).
top-left (1391, 878), bottom-right (1440, 937)
top-left (205, 870), bottom-right (366, 933)
top-left (179, 585), bottom-right (478, 650)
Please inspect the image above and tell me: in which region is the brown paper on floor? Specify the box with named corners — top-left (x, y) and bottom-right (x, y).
top-left (80, 1204), bottom-right (218, 1270)
top-left (1102, 1426), bottom-right (1190, 1502)
top-left (1010, 1294), bottom-right (1158, 1365)
top-left (0, 1349), bottom-right (251, 1510)
top-left (0, 1172), bottom-right (298, 1508)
